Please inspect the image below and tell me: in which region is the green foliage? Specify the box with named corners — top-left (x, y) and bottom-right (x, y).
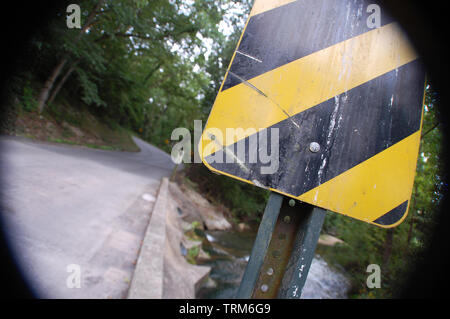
top-left (75, 68), bottom-right (106, 107)
top-left (48, 138), bottom-right (79, 145)
top-left (20, 83), bottom-right (38, 112)
top-left (46, 97), bottom-right (82, 127)
top-left (191, 221), bottom-right (202, 229)
top-left (15, 0), bottom-right (252, 136)
top-left (186, 245), bottom-right (200, 265)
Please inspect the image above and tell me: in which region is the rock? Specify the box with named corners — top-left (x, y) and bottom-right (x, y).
top-left (162, 186), bottom-right (211, 298)
top-left (318, 234), bottom-right (345, 246)
top-left (201, 277), bottom-right (217, 289)
top-left (301, 255), bottom-right (350, 299)
top-left (181, 237), bottom-right (202, 250)
top-left (181, 187), bottom-right (231, 230)
top-left (169, 181), bottom-right (232, 231)
top-left (196, 247), bottom-right (211, 262)
top-left (237, 223), bottom-right (251, 232)
top-left (141, 193), bottom-right (155, 202)
top-left (200, 210), bottom-right (232, 230)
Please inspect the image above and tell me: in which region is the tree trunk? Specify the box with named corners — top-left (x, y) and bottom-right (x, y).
top-left (143, 62), bottom-right (163, 84)
top-left (37, 58), bottom-right (67, 113)
top-left (47, 60), bottom-right (79, 105)
top-left (382, 229), bottom-right (394, 271)
top-left (36, 0), bottom-right (105, 113)
top-left (407, 207), bottom-right (416, 247)
top-left (406, 176), bottom-right (419, 251)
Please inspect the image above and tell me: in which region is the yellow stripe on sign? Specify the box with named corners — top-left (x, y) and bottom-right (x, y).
top-left (250, 0), bottom-right (298, 17)
top-left (297, 131), bottom-right (422, 228)
top-left (201, 22), bottom-right (418, 158)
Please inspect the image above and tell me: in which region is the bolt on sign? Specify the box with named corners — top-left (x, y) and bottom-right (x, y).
top-left (199, 0), bottom-right (426, 228)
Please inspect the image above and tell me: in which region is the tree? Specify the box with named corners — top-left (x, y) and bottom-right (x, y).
top-left (34, 0), bottom-right (229, 127)
top-left (36, 0), bottom-right (105, 113)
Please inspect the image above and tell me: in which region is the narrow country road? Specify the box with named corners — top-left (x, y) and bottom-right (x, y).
top-left (0, 136), bottom-right (174, 298)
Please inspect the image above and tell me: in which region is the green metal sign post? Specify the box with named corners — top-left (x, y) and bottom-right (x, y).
top-left (237, 193), bottom-right (326, 298)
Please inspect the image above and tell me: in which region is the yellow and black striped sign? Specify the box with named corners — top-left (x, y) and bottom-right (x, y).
top-left (200, 0), bottom-right (426, 228)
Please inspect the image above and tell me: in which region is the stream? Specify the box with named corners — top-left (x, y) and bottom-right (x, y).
top-left (196, 229), bottom-right (351, 299)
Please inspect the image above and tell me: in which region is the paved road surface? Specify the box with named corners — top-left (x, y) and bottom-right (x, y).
top-left (0, 136), bottom-right (174, 298)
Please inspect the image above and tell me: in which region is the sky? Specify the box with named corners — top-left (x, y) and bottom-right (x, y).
top-left (170, 0), bottom-right (249, 71)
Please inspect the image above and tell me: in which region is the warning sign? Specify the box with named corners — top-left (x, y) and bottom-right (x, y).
top-left (200, 0), bottom-right (426, 228)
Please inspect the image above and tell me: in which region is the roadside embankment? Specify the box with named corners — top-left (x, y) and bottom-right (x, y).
top-left (128, 177), bottom-right (232, 299)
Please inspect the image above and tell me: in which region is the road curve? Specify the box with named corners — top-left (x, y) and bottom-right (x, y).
top-left (0, 135), bottom-right (174, 298)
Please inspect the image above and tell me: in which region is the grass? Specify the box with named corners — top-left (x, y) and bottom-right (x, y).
top-left (46, 138), bottom-right (119, 151)
top-left (48, 138), bottom-right (78, 145)
top-left (85, 144), bottom-right (117, 151)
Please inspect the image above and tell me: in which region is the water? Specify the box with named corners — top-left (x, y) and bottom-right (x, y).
top-left (301, 256), bottom-right (350, 299)
top-left (197, 230), bottom-right (255, 299)
top-left (197, 230), bottom-right (351, 299)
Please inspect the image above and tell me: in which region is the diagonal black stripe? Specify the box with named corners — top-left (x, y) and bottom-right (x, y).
top-left (373, 201), bottom-right (408, 226)
top-left (223, 0), bottom-right (394, 91)
top-left (206, 59), bottom-right (425, 197)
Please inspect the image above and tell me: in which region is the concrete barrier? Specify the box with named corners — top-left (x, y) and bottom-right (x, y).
top-left (128, 178), bottom-right (168, 299)
top-left (162, 182), bottom-right (211, 298)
